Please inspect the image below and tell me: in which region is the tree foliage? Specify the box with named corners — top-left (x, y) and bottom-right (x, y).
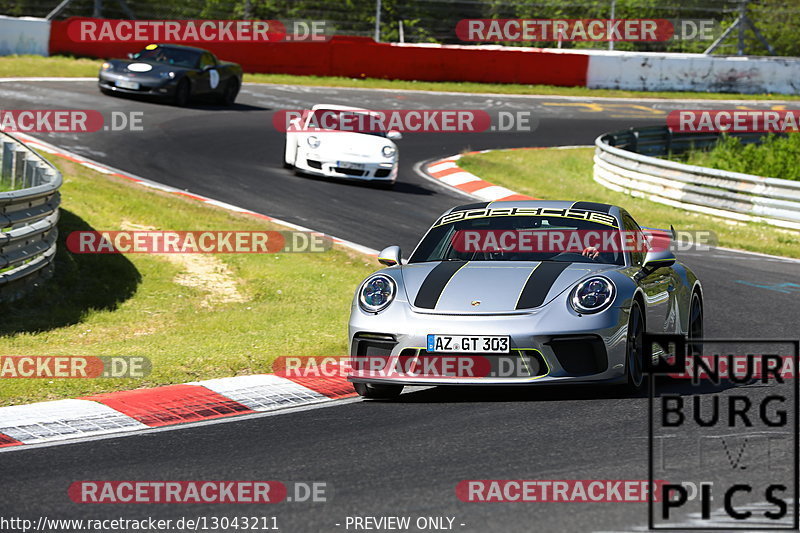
top-left (1, 0), bottom-right (797, 56)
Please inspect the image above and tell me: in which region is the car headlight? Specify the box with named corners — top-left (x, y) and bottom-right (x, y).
top-left (159, 71), bottom-right (176, 79)
top-left (307, 136), bottom-right (320, 148)
top-left (359, 275), bottom-right (396, 313)
top-left (382, 145), bottom-right (396, 158)
top-left (101, 62), bottom-right (113, 71)
top-left (571, 276), bottom-right (615, 314)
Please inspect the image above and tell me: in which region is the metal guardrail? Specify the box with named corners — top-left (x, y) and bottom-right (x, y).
top-left (0, 132), bottom-right (61, 302)
top-left (593, 126), bottom-right (800, 231)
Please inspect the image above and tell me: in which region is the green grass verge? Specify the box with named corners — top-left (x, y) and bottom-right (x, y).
top-left (0, 55), bottom-right (105, 77)
top-left (0, 157), bottom-right (377, 406)
top-left (1, 54), bottom-right (799, 101)
top-left (677, 133), bottom-right (800, 182)
top-left (458, 147), bottom-right (800, 259)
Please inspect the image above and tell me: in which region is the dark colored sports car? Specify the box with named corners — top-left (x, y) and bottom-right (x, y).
top-left (98, 44), bottom-right (243, 106)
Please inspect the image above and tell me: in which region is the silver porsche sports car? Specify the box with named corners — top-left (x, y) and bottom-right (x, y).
top-left (347, 200), bottom-right (703, 398)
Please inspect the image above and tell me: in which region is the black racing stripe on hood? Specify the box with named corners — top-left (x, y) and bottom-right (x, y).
top-left (414, 261), bottom-right (467, 309)
top-left (571, 201), bottom-right (612, 213)
top-left (449, 202), bottom-right (489, 212)
top-left (515, 262), bottom-right (571, 309)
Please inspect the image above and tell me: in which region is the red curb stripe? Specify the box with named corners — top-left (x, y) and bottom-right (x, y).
top-left (458, 180), bottom-right (493, 193)
top-left (283, 374), bottom-right (357, 399)
top-left (431, 167), bottom-right (466, 179)
top-left (82, 384), bottom-right (254, 427)
top-left (0, 433), bottom-right (22, 448)
top-left (426, 152), bottom-right (542, 201)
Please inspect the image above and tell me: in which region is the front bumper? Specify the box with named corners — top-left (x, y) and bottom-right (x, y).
top-left (98, 73), bottom-right (177, 98)
top-left (347, 303), bottom-right (631, 386)
top-left (294, 151), bottom-right (397, 183)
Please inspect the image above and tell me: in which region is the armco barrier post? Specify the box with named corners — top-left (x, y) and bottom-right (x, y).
top-left (0, 132), bottom-right (62, 302)
top-left (1, 141), bottom-right (13, 186)
top-left (24, 156), bottom-right (36, 189)
top-left (13, 147), bottom-right (26, 190)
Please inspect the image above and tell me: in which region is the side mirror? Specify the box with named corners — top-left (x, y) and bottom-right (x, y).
top-left (642, 249), bottom-right (676, 270)
top-left (387, 130), bottom-right (402, 140)
top-left (378, 245), bottom-right (402, 267)
top-left (127, 53), bottom-right (135, 59)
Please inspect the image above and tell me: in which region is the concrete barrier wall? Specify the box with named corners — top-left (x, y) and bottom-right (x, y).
top-left (586, 50), bottom-right (800, 95)
top-left (0, 15), bottom-right (50, 56)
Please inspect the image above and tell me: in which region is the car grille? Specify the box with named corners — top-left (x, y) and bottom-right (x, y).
top-left (396, 348), bottom-right (548, 379)
top-left (351, 333), bottom-right (397, 357)
top-left (547, 335), bottom-right (608, 375)
top-left (374, 169), bottom-right (391, 178)
top-left (307, 159), bottom-right (322, 169)
top-left (334, 167), bottom-right (366, 177)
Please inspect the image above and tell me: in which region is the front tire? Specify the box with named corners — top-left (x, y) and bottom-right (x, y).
top-left (174, 79), bottom-right (190, 107)
top-left (624, 300), bottom-right (646, 392)
top-left (354, 382), bottom-right (403, 399)
top-left (282, 138), bottom-right (294, 169)
top-left (291, 149), bottom-right (302, 176)
top-left (219, 78), bottom-right (239, 106)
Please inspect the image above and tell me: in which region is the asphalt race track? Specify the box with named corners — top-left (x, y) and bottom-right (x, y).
top-left (1, 80), bottom-right (799, 532)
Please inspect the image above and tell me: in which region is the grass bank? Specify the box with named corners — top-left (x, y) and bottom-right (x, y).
top-left (0, 157), bottom-right (377, 406)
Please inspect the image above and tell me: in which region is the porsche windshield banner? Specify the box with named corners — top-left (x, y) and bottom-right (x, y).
top-left (432, 207), bottom-right (619, 228)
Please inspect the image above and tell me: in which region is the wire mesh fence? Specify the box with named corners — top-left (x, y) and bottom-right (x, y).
top-left (1, 0), bottom-right (798, 55)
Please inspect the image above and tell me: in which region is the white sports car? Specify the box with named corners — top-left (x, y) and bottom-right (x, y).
top-left (283, 104), bottom-right (402, 187)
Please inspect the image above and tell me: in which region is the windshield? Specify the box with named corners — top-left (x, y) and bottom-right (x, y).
top-left (409, 213), bottom-right (626, 265)
top-left (133, 47), bottom-right (201, 69)
top-left (306, 109), bottom-right (388, 137)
